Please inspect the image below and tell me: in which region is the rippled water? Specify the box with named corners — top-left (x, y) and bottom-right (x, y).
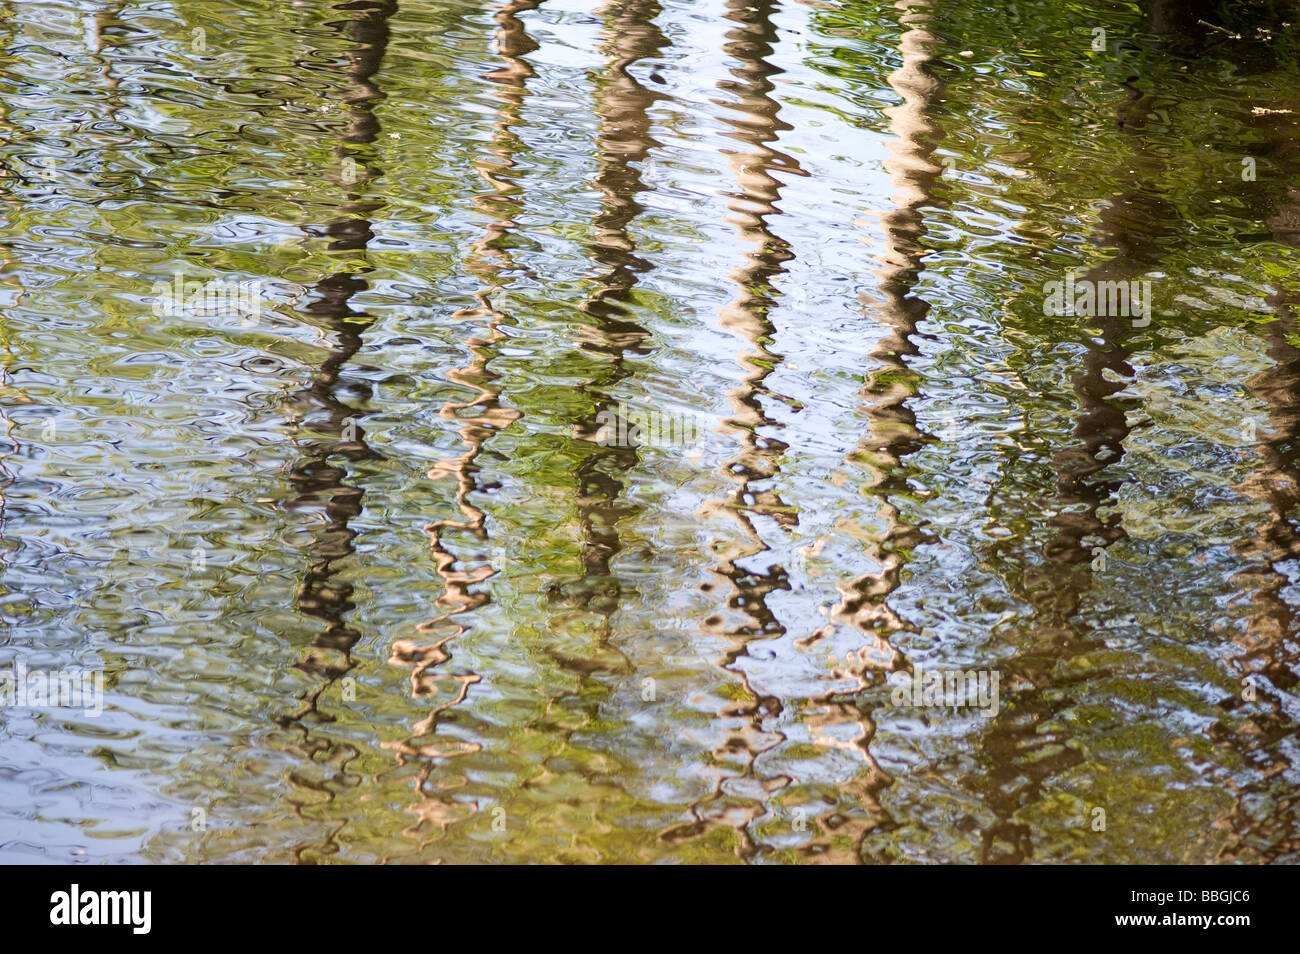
top-left (2, 0), bottom-right (1299, 864)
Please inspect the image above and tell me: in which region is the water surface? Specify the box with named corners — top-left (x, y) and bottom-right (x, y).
top-left (1, 0), bottom-right (1299, 863)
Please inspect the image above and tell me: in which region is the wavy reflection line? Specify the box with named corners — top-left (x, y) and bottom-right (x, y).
top-left (799, 0), bottom-right (940, 864)
top-left (87, 1), bottom-right (128, 88)
top-left (381, 0), bottom-right (543, 850)
top-left (78, 0), bottom-right (134, 164)
top-left (1217, 112), bottom-right (1300, 861)
top-left (0, 2), bottom-right (20, 562)
top-left (272, 0), bottom-right (397, 862)
top-left (1221, 299), bottom-right (1300, 862)
top-left (0, 313), bottom-right (15, 564)
top-left (969, 69), bottom-right (1180, 865)
top-left (0, 0), bottom-right (126, 558)
top-left (503, 0), bottom-right (670, 861)
top-left (545, 0), bottom-right (664, 662)
top-left (1039, 86), bottom-right (1177, 566)
top-left (278, 0), bottom-right (395, 726)
top-left (675, 0), bottom-right (802, 861)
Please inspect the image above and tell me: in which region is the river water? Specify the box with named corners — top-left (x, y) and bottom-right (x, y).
top-left (1, 0), bottom-right (1298, 863)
